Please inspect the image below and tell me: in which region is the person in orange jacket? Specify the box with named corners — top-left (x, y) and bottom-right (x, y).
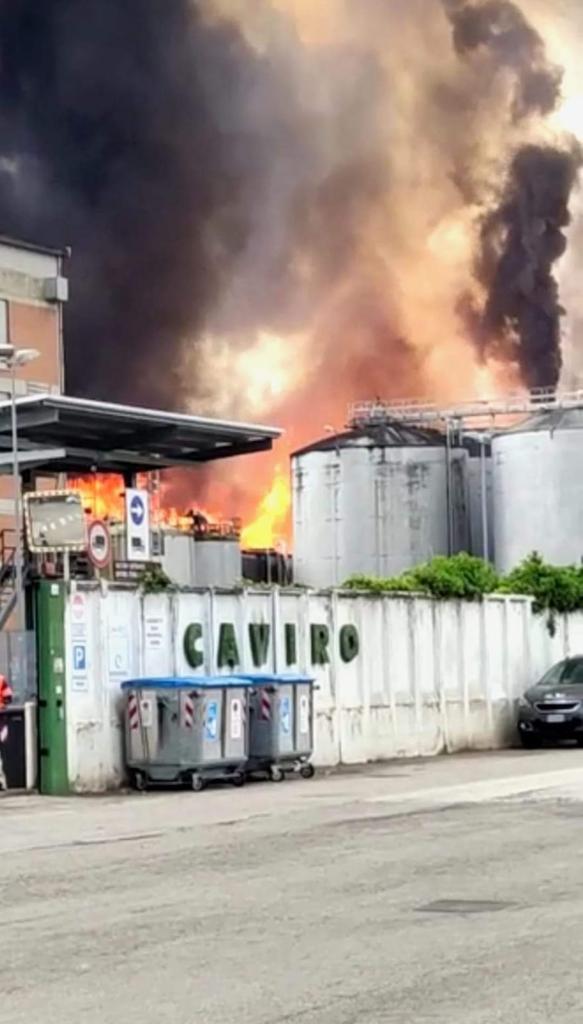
top-left (0, 674), bottom-right (13, 791)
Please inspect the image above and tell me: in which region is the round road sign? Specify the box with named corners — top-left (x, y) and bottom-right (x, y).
top-left (72, 592), bottom-right (86, 621)
top-left (88, 520), bottom-right (112, 570)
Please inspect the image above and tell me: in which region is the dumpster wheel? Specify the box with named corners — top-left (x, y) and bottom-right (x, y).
top-left (300, 763), bottom-right (315, 780)
top-left (131, 770), bottom-right (147, 792)
top-left (270, 765), bottom-right (285, 783)
top-left (190, 773), bottom-right (205, 793)
top-left (232, 771), bottom-right (245, 788)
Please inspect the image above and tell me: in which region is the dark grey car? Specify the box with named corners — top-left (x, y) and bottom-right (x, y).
top-left (518, 657), bottom-right (583, 748)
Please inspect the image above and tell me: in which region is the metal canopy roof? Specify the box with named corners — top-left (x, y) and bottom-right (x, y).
top-left (0, 233), bottom-right (68, 258)
top-left (0, 394), bottom-right (281, 476)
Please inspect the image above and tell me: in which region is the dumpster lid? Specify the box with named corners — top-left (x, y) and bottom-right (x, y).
top-left (230, 672), bottom-right (315, 685)
top-left (121, 677), bottom-right (253, 691)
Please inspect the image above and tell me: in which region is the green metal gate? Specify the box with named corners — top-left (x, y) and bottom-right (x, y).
top-left (35, 582), bottom-right (69, 795)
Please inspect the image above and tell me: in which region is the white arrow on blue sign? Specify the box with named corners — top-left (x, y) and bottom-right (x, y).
top-left (130, 495), bottom-right (145, 526)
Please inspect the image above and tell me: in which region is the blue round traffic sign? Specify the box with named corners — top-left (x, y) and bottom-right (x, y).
top-left (130, 495), bottom-right (145, 526)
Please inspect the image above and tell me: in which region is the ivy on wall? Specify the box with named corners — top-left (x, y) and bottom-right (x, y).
top-left (343, 552), bottom-right (583, 634)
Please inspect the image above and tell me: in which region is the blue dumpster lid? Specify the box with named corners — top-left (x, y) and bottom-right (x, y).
top-left (121, 676), bottom-right (253, 691)
top-left (231, 672), bottom-right (315, 685)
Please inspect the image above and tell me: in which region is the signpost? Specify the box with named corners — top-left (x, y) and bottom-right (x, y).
top-left (125, 489), bottom-right (151, 563)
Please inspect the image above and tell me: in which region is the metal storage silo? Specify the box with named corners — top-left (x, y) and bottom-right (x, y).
top-left (492, 407), bottom-right (583, 572)
top-left (292, 423), bottom-right (469, 587)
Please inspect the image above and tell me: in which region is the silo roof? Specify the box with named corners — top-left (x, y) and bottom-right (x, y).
top-left (497, 406), bottom-right (583, 436)
top-left (292, 422), bottom-right (446, 458)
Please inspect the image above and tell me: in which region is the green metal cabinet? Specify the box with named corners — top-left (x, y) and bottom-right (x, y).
top-left (36, 582), bottom-right (69, 795)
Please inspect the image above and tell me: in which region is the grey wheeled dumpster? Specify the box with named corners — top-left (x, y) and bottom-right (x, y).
top-left (234, 673), bottom-right (315, 782)
top-left (121, 677), bottom-right (250, 791)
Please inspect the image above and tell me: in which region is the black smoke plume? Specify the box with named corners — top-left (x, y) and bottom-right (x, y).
top-left (0, 1), bottom-right (404, 413)
top-left (443, 0), bottom-right (562, 119)
top-left (475, 144), bottom-right (582, 388)
top-left (445, 0), bottom-right (580, 388)
top-left (0, 1), bottom-right (283, 406)
top-left (0, 0), bottom-right (579, 417)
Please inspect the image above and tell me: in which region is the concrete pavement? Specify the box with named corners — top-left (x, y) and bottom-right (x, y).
top-left (2, 749), bottom-right (583, 1023)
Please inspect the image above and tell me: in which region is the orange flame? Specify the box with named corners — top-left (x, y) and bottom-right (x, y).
top-left (240, 467), bottom-right (291, 550)
top-left (67, 473), bottom-right (272, 548)
top-left (69, 475), bottom-right (126, 521)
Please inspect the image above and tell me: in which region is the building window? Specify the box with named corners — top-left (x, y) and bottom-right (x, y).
top-left (0, 300), bottom-right (7, 345)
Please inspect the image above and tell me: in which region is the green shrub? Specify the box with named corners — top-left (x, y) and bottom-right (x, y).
top-left (496, 552), bottom-right (583, 634)
top-left (344, 553), bottom-right (498, 601)
top-left (138, 563), bottom-right (174, 594)
top-left (410, 553), bottom-right (499, 600)
top-left (342, 573), bottom-right (417, 595)
top-left (343, 551), bottom-right (583, 627)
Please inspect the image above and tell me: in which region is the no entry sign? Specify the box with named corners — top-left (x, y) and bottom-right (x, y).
top-left (88, 520), bottom-right (112, 570)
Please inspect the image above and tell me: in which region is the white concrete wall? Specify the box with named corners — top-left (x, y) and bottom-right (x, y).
top-left (63, 583), bottom-right (583, 792)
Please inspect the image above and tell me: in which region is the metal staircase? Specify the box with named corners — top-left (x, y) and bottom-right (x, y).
top-left (0, 531), bottom-right (18, 630)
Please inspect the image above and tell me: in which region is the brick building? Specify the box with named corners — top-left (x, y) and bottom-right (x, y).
top-left (0, 236), bottom-right (68, 524)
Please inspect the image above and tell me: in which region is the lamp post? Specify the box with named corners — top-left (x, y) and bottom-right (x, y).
top-left (0, 345), bottom-right (40, 630)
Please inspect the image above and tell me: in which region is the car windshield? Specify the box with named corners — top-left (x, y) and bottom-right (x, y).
top-left (539, 659), bottom-right (583, 686)
top-left (560, 659), bottom-right (583, 684)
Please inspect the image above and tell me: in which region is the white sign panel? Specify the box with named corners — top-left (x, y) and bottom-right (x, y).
top-left (108, 624), bottom-right (130, 677)
top-left (70, 591), bottom-right (89, 692)
top-left (230, 698), bottom-right (242, 740)
top-left (145, 616), bottom-right (164, 651)
top-left (125, 489), bottom-right (151, 562)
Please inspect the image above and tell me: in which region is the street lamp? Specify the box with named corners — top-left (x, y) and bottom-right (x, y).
top-left (0, 345), bottom-right (40, 630)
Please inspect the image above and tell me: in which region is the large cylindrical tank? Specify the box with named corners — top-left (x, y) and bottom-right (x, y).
top-left (492, 408), bottom-right (583, 572)
top-left (291, 423), bottom-right (469, 587)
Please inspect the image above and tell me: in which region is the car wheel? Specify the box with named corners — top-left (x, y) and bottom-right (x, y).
top-left (519, 732), bottom-right (542, 749)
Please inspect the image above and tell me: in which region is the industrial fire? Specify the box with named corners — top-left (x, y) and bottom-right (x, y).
top-left (1, 0), bottom-right (583, 547)
top-left (0, 1), bottom-right (582, 587)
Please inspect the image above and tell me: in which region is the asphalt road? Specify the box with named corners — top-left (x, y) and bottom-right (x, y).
top-left (3, 749), bottom-right (583, 1024)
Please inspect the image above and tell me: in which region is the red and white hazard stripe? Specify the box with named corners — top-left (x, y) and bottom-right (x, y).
top-left (183, 693), bottom-right (194, 729)
top-left (128, 693), bottom-right (140, 731)
top-left (260, 689), bottom-right (271, 722)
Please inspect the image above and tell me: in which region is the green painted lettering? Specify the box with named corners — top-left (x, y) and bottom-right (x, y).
top-left (339, 624), bottom-right (360, 663)
top-left (249, 623), bottom-right (270, 667)
top-left (310, 624), bottom-right (330, 665)
top-left (285, 623), bottom-right (297, 666)
top-left (183, 622), bottom-right (204, 669)
top-left (217, 623), bottom-right (240, 669)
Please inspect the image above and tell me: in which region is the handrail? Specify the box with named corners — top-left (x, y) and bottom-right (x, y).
top-left (349, 389), bottom-right (583, 429)
top-left (0, 528), bottom-right (15, 568)
top-left (0, 545), bottom-right (15, 588)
